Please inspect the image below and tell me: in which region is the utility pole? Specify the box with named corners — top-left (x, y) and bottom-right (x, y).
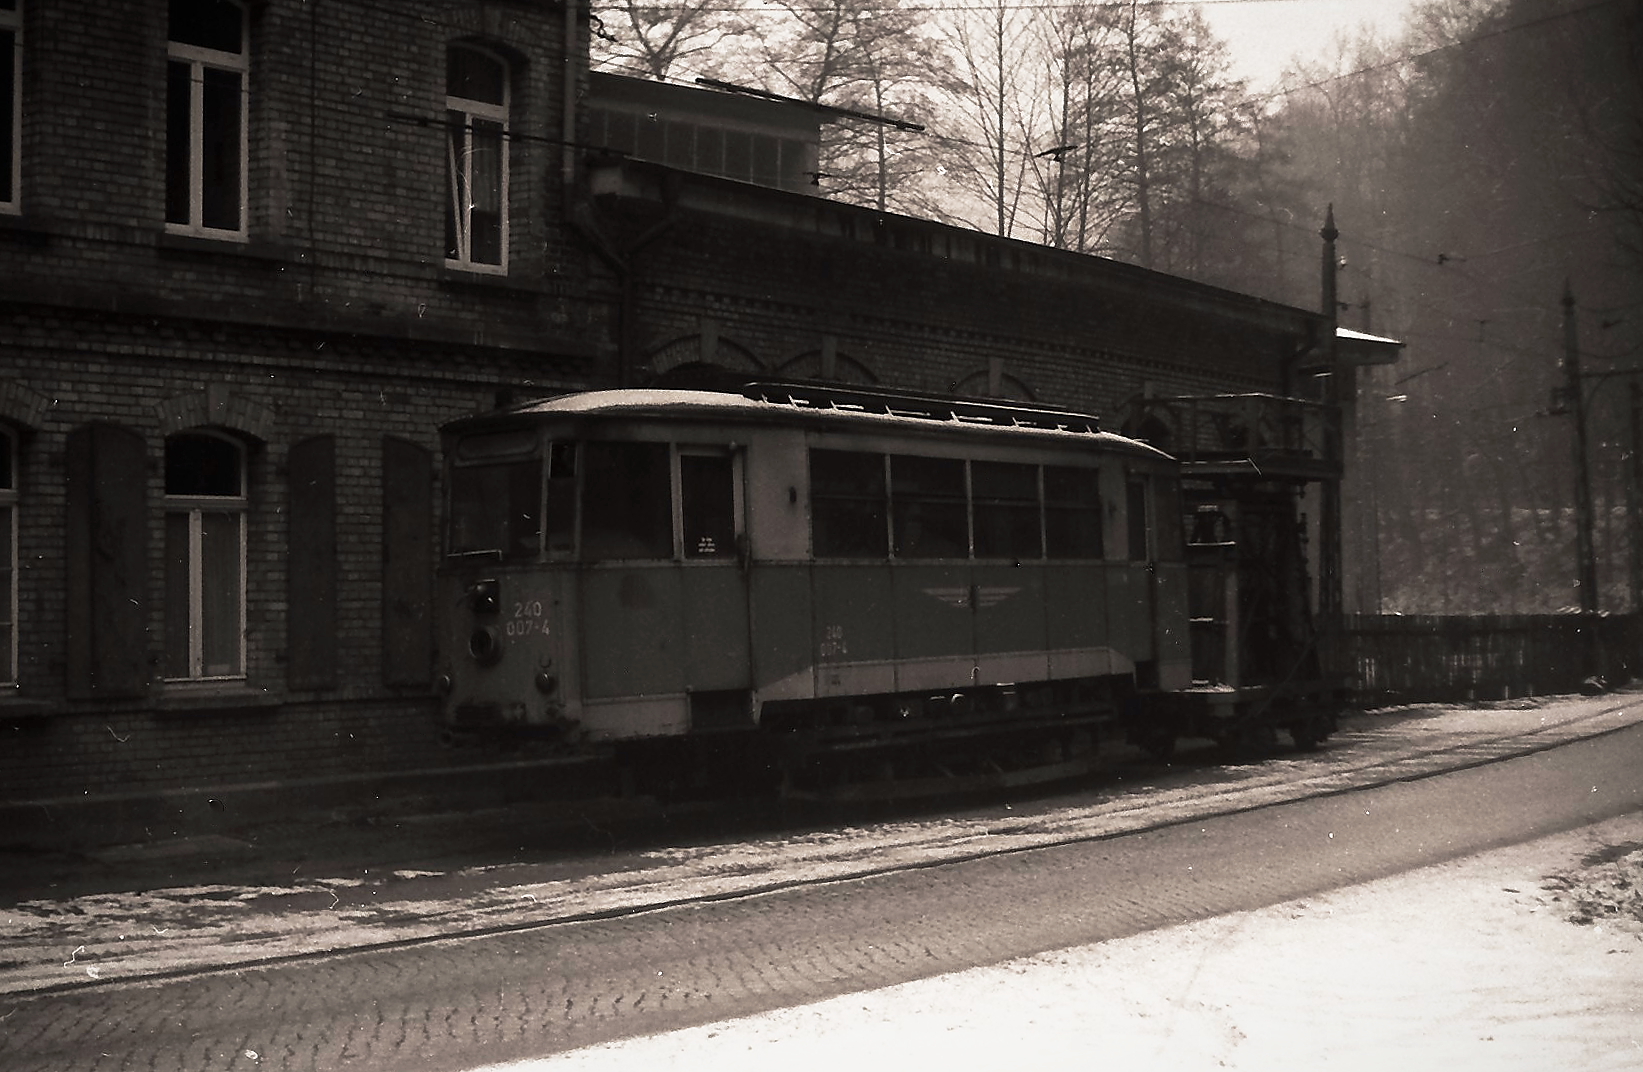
top-left (1563, 282), bottom-right (1599, 614)
top-left (1318, 206), bottom-right (1342, 621)
top-left (1631, 382), bottom-right (1643, 613)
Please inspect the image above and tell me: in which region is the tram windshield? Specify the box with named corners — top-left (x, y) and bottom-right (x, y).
top-left (447, 434), bottom-right (743, 563)
top-left (448, 430), bottom-right (542, 560)
top-left (449, 457), bottom-right (542, 560)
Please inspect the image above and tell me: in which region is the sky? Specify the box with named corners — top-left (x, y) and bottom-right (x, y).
top-left (1196, 0), bottom-right (1421, 88)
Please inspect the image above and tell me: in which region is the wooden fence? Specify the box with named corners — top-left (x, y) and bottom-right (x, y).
top-left (1327, 613), bottom-right (1643, 704)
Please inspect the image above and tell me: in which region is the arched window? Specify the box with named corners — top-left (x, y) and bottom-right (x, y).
top-left (0, 426), bottom-right (15, 683)
top-left (445, 43), bottom-right (509, 271)
top-left (164, 431), bottom-right (246, 680)
top-left (166, 0), bottom-right (247, 236)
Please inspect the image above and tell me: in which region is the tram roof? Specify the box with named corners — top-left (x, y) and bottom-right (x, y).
top-left (445, 384), bottom-right (1171, 460)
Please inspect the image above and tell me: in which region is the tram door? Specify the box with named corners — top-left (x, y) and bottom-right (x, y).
top-left (576, 442), bottom-right (753, 734)
top-left (675, 448), bottom-right (754, 727)
top-left (1119, 470), bottom-right (1190, 690)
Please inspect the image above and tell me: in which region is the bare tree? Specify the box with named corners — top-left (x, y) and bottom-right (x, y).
top-left (1114, 0), bottom-right (1165, 267)
top-left (1028, 0), bottom-right (1129, 252)
top-left (590, 0), bottom-right (742, 81)
top-left (937, 0), bottom-right (1043, 237)
top-left (743, 0), bottom-right (942, 214)
top-left (1144, 8), bottom-right (1250, 280)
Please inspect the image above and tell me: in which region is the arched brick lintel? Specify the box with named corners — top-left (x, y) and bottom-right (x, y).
top-left (0, 380), bottom-right (49, 430)
top-left (647, 334), bottom-right (763, 377)
top-left (156, 385), bottom-right (277, 442)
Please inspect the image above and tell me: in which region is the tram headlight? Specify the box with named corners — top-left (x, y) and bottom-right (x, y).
top-left (468, 625), bottom-right (503, 666)
top-left (470, 578), bottom-right (500, 615)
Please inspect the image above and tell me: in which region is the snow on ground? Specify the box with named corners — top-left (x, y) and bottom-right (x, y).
top-left (478, 811), bottom-right (1643, 1072)
top-left (3, 697), bottom-right (1639, 995)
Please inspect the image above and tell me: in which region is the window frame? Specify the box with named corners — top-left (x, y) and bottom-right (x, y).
top-left (971, 459), bottom-right (1044, 561)
top-left (165, 0), bottom-right (249, 239)
top-left (889, 453), bottom-right (969, 561)
top-left (1043, 464), bottom-right (1104, 561)
top-left (0, 425), bottom-right (15, 685)
top-left (1, 0), bottom-right (19, 215)
top-left (676, 445), bottom-right (743, 562)
top-left (444, 43), bottom-right (510, 274)
top-left (163, 430), bottom-right (248, 683)
top-left (1126, 474), bottom-right (1152, 563)
top-left (807, 449), bottom-right (1111, 564)
top-left (809, 448), bottom-right (890, 560)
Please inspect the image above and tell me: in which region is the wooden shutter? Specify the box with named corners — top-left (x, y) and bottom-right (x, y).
top-left (287, 435), bottom-right (338, 689)
top-left (65, 424), bottom-right (149, 698)
top-left (382, 436), bottom-right (433, 687)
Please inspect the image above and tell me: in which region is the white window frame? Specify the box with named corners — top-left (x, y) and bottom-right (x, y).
top-left (1, 0), bottom-right (20, 215)
top-left (445, 44), bottom-right (510, 274)
top-left (0, 426), bottom-right (15, 685)
top-left (165, 0), bottom-right (248, 239)
top-left (164, 432), bottom-right (247, 682)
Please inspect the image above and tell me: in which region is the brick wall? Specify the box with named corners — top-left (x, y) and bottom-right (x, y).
top-left (0, 309), bottom-right (588, 802)
top-left (589, 182), bottom-right (1299, 417)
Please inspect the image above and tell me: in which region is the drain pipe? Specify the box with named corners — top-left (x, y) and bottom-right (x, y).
top-left (570, 174), bottom-right (679, 388)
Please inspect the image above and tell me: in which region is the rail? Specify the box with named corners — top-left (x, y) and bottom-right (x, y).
top-left (1125, 393), bottom-right (1341, 480)
top-left (743, 380), bottom-right (1104, 434)
top-left (1327, 612), bottom-right (1641, 702)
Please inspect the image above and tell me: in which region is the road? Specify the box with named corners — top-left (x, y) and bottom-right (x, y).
top-left (3, 706), bottom-right (1642, 1071)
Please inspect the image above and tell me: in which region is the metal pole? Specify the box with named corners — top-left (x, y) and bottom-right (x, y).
top-left (1318, 207), bottom-right (1342, 621)
top-left (1564, 282), bottom-right (1598, 614)
top-left (1631, 381), bottom-right (1642, 613)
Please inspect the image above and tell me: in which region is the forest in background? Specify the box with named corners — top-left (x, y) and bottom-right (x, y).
top-left (589, 0), bottom-right (1643, 615)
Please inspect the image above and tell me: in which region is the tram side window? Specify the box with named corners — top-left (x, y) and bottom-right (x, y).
top-left (891, 455), bottom-right (967, 559)
top-left (582, 442), bottom-right (673, 560)
top-left (972, 461), bottom-right (1040, 560)
top-left (1126, 477), bottom-right (1150, 562)
top-left (1044, 466), bottom-right (1103, 559)
top-left (810, 449), bottom-right (887, 558)
top-left (544, 442), bottom-right (578, 558)
top-left (681, 452), bottom-right (736, 559)
top-left (449, 458), bottom-right (541, 561)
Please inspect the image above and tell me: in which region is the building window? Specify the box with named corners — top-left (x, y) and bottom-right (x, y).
top-left (164, 432), bottom-right (246, 681)
top-left (166, 0), bottom-right (247, 237)
top-left (0, 427), bottom-right (15, 684)
top-left (445, 44), bottom-right (509, 272)
top-left (1, 0), bottom-right (19, 213)
top-left (588, 107), bottom-right (815, 194)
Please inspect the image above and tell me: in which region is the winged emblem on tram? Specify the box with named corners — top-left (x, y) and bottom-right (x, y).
top-left (921, 585), bottom-right (1021, 609)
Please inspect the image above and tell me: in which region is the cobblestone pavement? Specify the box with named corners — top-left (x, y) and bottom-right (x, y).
top-left (499, 812), bottom-right (1643, 1072)
top-left (3, 692), bottom-right (1641, 999)
top-left (1, 707), bottom-right (1640, 1072)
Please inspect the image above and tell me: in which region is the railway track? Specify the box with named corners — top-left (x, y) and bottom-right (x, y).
top-left (5, 694), bottom-right (1642, 997)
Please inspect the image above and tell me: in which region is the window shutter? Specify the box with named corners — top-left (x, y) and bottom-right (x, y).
top-left (287, 435), bottom-right (338, 689)
top-left (65, 424), bottom-right (149, 698)
top-left (382, 436), bottom-right (433, 687)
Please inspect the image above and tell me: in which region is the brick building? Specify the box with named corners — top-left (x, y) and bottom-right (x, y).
top-left (1, 0), bottom-right (1354, 840)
